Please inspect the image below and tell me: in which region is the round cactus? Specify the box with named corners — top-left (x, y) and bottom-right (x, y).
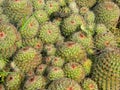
top-left (30, 0), bottom-right (45, 10)
top-left (76, 0), bottom-right (96, 8)
top-left (48, 78), bottom-right (82, 90)
top-left (57, 41), bottom-right (87, 62)
top-left (81, 78), bottom-right (98, 90)
top-left (61, 14), bottom-right (85, 36)
top-left (45, 0), bottom-right (60, 16)
top-left (63, 62), bottom-right (85, 82)
top-left (0, 23), bottom-right (21, 58)
top-left (39, 22), bottom-right (60, 44)
top-left (11, 47), bottom-right (42, 74)
top-left (19, 16), bottom-right (39, 39)
top-left (23, 75), bottom-right (47, 90)
top-left (93, 1), bottom-right (120, 29)
top-left (3, 0), bottom-right (33, 24)
top-left (5, 72), bottom-right (22, 90)
top-left (47, 66), bottom-right (64, 81)
top-left (34, 10), bottom-right (49, 24)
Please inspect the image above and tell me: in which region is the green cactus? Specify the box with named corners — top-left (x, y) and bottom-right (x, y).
top-left (23, 75), bottom-right (47, 90)
top-left (50, 56), bottom-right (64, 67)
top-left (48, 78), bottom-right (82, 90)
top-left (47, 66), bottom-right (64, 81)
top-left (45, 0), bottom-right (60, 16)
top-left (82, 78), bottom-right (98, 90)
top-left (39, 22), bottom-right (60, 44)
top-left (93, 1), bottom-right (120, 29)
top-left (5, 72), bottom-right (22, 90)
top-left (19, 16), bottom-right (39, 39)
top-left (30, 0), bottom-right (45, 10)
top-left (70, 31), bottom-right (94, 55)
top-left (57, 41), bottom-right (87, 62)
top-left (3, 0), bottom-right (33, 24)
top-left (35, 64), bottom-right (47, 75)
top-left (43, 44), bottom-right (56, 56)
top-left (76, 0), bottom-right (96, 8)
top-left (63, 62), bottom-right (85, 82)
top-left (61, 14), bottom-right (85, 36)
top-left (12, 47), bottom-right (42, 74)
top-left (34, 10), bottom-right (49, 24)
top-left (80, 58), bottom-right (92, 75)
top-left (0, 23), bottom-right (21, 58)
top-left (91, 48), bottom-right (120, 90)
top-left (22, 37), bottom-right (43, 52)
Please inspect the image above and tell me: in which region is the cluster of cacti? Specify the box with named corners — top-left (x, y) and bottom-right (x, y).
top-left (0, 0), bottom-right (120, 90)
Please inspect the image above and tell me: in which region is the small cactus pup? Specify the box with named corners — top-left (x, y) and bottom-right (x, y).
top-left (19, 15), bottom-right (39, 39)
top-left (47, 66), bottom-right (64, 81)
top-left (43, 44), bottom-right (56, 56)
top-left (93, 1), bottom-right (120, 29)
top-left (55, 34), bottom-right (64, 47)
top-left (61, 14), bottom-right (86, 36)
top-left (0, 23), bottom-right (22, 58)
top-left (81, 78), bottom-right (98, 90)
top-left (94, 24), bottom-right (117, 50)
top-left (50, 56), bottom-right (64, 67)
top-left (70, 31), bottom-right (94, 55)
top-left (35, 64), bottom-right (47, 75)
top-left (45, 0), bottom-right (60, 16)
top-left (76, 0), bottom-right (96, 8)
top-left (81, 23), bottom-right (96, 36)
top-left (22, 37), bottom-right (43, 52)
top-left (63, 62), bottom-right (85, 83)
top-left (23, 75), bottom-right (47, 90)
top-left (83, 10), bottom-right (95, 25)
top-left (48, 78), bottom-right (82, 90)
top-left (79, 7), bottom-right (96, 35)
top-left (56, 6), bottom-right (71, 18)
top-left (79, 7), bottom-right (89, 16)
top-left (30, 0), bottom-right (45, 10)
top-left (94, 24), bottom-right (107, 34)
top-left (80, 58), bottom-right (92, 76)
top-left (5, 72), bottom-right (23, 90)
top-left (11, 47), bottom-right (42, 75)
top-left (43, 56), bottom-right (65, 67)
top-left (57, 41), bottom-right (87, 62)
top-left (3, 0), bottom-right (33, 24)
top-left (38, 22), bottom-right (60, 44)
top-left (33, 10), bottom-right (49, 24)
